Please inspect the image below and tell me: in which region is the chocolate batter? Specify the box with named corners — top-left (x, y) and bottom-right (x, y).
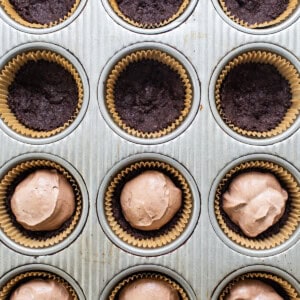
top-left (223, 0), bottom-right (289, 25)
top-left (114, 60), bottom-right (185, 133)
top-left (8, 60), bottom-right (78, 131)
top-left (116, 0), bottom-right (184, 25)
top-left (220, 63), bottom-right (291, 132)
top-left (9, 0), bottom-right (76, 24)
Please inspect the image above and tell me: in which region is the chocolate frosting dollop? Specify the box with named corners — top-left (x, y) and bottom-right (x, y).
top-left (225, 279), bottom-right (283, 300)
top-left (10, 279), bottom-right (72, 300)
top-left (120, 170), bottom-right (182, 231)
top-left (119, 278), bottom-right (180, 300)
top-left (11, 169), bottom-right (75, 231)
top-left (222, 171), bottom-right (288, 237)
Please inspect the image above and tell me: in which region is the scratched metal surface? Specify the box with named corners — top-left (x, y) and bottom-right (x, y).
top-left (0, 0), bottom-right (299, 299)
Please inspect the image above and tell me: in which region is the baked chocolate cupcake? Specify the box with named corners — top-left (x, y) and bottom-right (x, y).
top-left (219, 0), bottom-right (298, 29)
top-left (0, 0), bottom-right (81, 28)
top-left (214, 160), bottom-right (300, 250)
top-left (108, 272), bottom-right (188, 300)
top-left (108, 0), bottom-right (190, 29)
top-left (218, 272), bottom-right (299, 300)
top-left (106, 49), bottom-right (192, 139)
top-left (215, 50), bottom-right (300, 139)
top-left (0, 50), bottom-right (84, 139)
top-left (104, 160), bottom-right (192, 249)
top-left (0, 271), bottom-right (78, 299)
top-left (0, 159), bottom-right (82, 249)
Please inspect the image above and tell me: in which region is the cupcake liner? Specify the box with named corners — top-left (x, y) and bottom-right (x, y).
top-left (215, 50), bottom-right (300, 138)
top-left (218, 272), bottom-right (299, 299)
top-left (214, 160), bottom-right (300, 250)
top-left (108, 0), bottom-right (190, 29)
top-left (218, 0), bottom-right (298, 29)
top-left (106, 49), bottom-right (193, 139)
top-left (108, 272), bottom-right (189, 300)
top-left (104, 160), bottom-right (193, 248)
top-left (0, 50), bottom-right (84, 138)
top-left (0, 270), bottom-right (78, 299)
top-left (0, 0), bottom-right (80, 28)
top-left (0, 159), bottom-right (82, 248)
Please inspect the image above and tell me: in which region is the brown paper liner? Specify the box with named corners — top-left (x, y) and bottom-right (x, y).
top-left (218, 272), bottom-right (299, 299)
top-left (108, 0), bottom-right (190, 29)
top-left (106, 49), bottom-right (193, 139)
top-left (105, 160), bottom-right (193, 248)
top-left (0, 50), bottom-right (84, 138)
top-left (219, 0), bottom-right (298, 29)
top-left (0, 271), bottom-right (78, 299)
top-left (215, 51), bottom-right (300, 138)
top-left (0, 0), bottom-right (80, 28)
top-left (108, 272), bottom-right (189, 300)
top-left (214, 160), bottom-right (300, 250)
top-left (0, 159), bottom-right (82, 248)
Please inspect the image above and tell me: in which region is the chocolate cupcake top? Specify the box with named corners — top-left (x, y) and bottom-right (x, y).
top-left (8, 0), bottom-right (77, 25)
top-left (116, 0), bottom-right (184, 25)
top-left (220, 63), bottom-right (291, 132)
top-left (7, 60), bottom-right (78, 131)
top-left (222, 0), bottom-right (289, 25)
top-left (114, 60), bottom-right (185, 133)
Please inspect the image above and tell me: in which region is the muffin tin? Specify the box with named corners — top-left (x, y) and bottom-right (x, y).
top-left (0, 0), bottom-right (299, 299)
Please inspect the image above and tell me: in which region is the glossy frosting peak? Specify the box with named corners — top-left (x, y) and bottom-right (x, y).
top-left (11, 169), bottom-right (75, 231)
top-left (120, 170), bottom-right (182, 231)
top-left (225, 279), bottom-right (283, 300)
top-left (223, 171), bottom-right (288, 237)
top-left (119, 278), bottom-right (180, 300)
top-left (10, 279), bottom-right (72, 300)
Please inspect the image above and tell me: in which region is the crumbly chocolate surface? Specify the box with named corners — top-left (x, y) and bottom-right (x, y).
top-left (220, 169), bottom-right (291, 240)
top-left (223, 0), bottom-right (289, 25)
top-left (114, 60), bottom-right (185, 133)
top-left (111, 166), bottom-right (184, 239)
top-left (9, 0), bottom-right (76, 24)
top-left (6, 168), bottom-right (76, 240)
top-left (116, 0), bottom-right (184, 25)
top-left (220, 63), bottom-right (291, 132)
top-left (8, 60), bottom-right (78, 131)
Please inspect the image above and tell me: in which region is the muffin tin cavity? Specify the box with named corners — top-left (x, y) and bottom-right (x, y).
top-left (97, 153), bottom-right (200, 257)
top-left (99, 264), bottom-right (196, 300)
top-left (0, 0), bottom-right (87, 33)
top-left (211, 265), bottom-right (300, 300)
top-left (208, 153), bottom-right (300, 257)
top-left (211, 0), bottom-right (300, 34)
top-left (0, 264), bottom-right (85, 299)
top-left (0, 152), bottom-right (89, 256)
top-left (209, 42), bottom-right (300, 146)
top-left (101, 0), bottom-right (198, 34)
top-left (0, 42), bottom-right (89, 145)
top-left (98, 42), bottom-right (200, 145)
